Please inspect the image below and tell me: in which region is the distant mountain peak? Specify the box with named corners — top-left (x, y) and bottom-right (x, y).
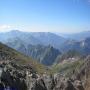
top-left (10, 30), bottom-right (21, 33)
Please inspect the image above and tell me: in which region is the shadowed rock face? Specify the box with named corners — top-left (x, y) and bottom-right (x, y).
top-left (0, 62), bottom-right (27, 90)
top-left (0, 54), bottom-right (88, 90)
top-left (31, 79), bottom-right (47, 90)
top-left (0, 61), bottom-right (85, 90)
top-left (0, 42), bottom-right (89, 90)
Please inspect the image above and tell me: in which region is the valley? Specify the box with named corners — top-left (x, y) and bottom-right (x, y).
top-left (1, 0), bottom-right (90, 89)
top-left (0, 30), bottom-right (90, 90)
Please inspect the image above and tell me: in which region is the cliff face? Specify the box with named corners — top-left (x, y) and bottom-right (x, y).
top-left (6, 43), bottom-right (61, 66)
top-left (0, 42), bottom-right (48, 74)
top-left (78, 56), bottom-right (90, 90)
top-left (0, 42), bottom-right (90, 90)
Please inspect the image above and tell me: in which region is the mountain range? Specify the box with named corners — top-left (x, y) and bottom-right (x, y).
top-left (0, 39), bottom-right (90, 90)
top-left (58, 31), bottom-right (90, 40)
top-left (60, 37), bottom-right (90, 55)
top-left (6, 42), bottom-right (61, 65)
top-left (0, 30), bottom-right (65, 49)
top-left (0, 30), bottom-right (64, 65)
top-left (0, 30), bottom-right (90, 66)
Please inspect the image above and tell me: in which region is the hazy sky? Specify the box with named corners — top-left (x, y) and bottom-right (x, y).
top-left (0, 0), bottom-right (90, 33)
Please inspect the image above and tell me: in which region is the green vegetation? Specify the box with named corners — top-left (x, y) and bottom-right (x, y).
top-left (52, 60), bottom-right (84, 77)
top-left (0, 42), bottom-right (49, 74)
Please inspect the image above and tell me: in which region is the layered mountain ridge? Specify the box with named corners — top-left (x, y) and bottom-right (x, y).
top-left (60, 37), bottom-right (90, 55)
top-left (1, 30), bottom-right (90, 66)
top-left (0, 42), bottom-right (47, 74)
top-left (0, 30), bottom-right (90, 90)
top-left (0, 30), bottom-right (63, 65)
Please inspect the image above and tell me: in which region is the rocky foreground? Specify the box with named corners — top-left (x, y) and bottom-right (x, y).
top-left (0, 57), bottom-right (89, 90)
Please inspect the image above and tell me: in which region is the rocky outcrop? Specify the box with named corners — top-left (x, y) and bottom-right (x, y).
top-left (0, 61), bottom-right (85, 90)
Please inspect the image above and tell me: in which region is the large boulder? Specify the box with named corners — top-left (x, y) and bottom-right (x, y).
top-left (31, 78), bottom-right (47, 90)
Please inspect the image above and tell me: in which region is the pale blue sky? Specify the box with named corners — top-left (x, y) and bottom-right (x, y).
top-left (0, 0), bottom-right (90, 33)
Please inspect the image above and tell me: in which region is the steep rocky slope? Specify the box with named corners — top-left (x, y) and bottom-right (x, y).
top-left (60, 37), bottom-right (90, 55)
top-left (6, 41), bottom-right (61, 65)
top-left (0, 42), bottom-right (47, 74)
top-left (0, 42), bottom-right (90, 90)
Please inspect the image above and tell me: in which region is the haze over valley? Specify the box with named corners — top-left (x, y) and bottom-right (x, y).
top-left (0, 30), bottom-right (90, 90)
top-left (0, 0), bottom-right (90, 90)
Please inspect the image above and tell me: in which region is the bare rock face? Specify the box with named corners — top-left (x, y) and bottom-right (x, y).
top-left (74, 80), bottom-right (84, 90)
top-left (0, 57), bottom-right (88, 90)
top-left (64, 80), bottom-right (76, 90)
top-left (31, 78), bottom-right (47, 90)
top-left (0, 67), bottom-right (27, 90)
